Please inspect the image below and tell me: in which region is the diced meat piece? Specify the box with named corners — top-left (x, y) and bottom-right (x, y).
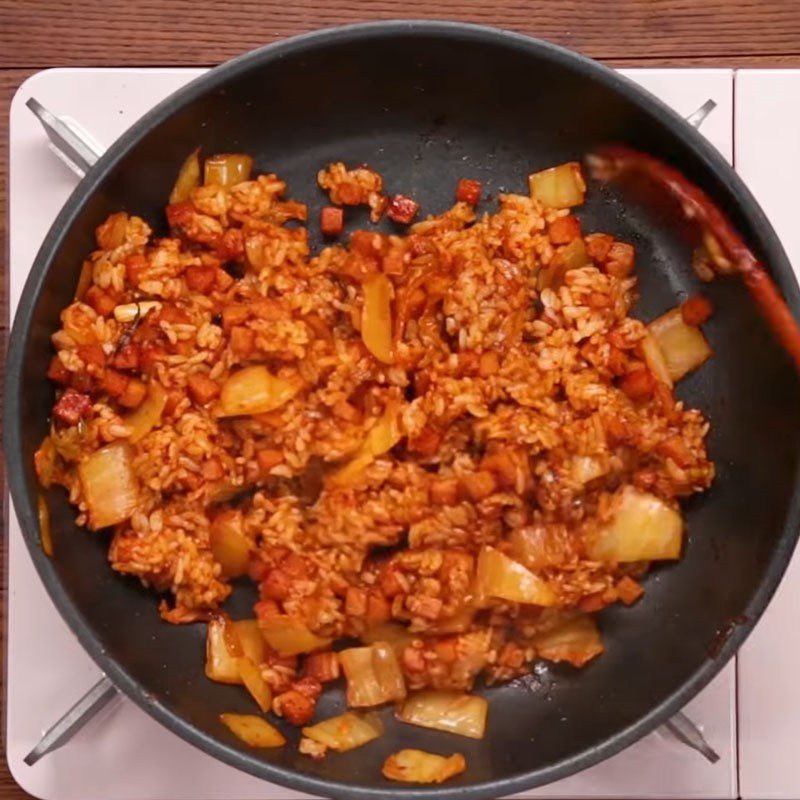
top-left (260, 568), bottom-right (293, 601)
top-left (548, 215), bottom-right (582, 245)
top-left (455, 178), bottom-right (482, 206)
top-left (585, 233), bottom-right (614, 263)
top-left (345, 586), bottom-right (368, 617)
top-left (656, 434), bottom-right (694, 467)
top-left (617, 576), bottom-right (644, 605)
top-left (125, 253), bottom-right (148, 285)
top-left (408, 426), bottom-right (442, 457)
top-left (139, 344), bottom-right (168, 374)
top-left (366, 591), bottom-right (392, 624)
top-left (387, 194), bottom-right (420, 224)
top-left (165, 200), bottom-right (195, 229)
top-left (272, 688), bottom-right (316, 726)
top-left (222, 304), bottom-right (250, 330)
top-left (218, 228), bottom-right (244, 261)
top-left (157, 304), bottom-right (191, 325)
top-left (459, 470), bottom-right (497, 501)
top-left (47, 355), bottom-right (71, 385)
top-left (480, 451), bottom-right (517, 489)
top-left (379, 562), bottom-right (406, 597)
top-left (619, 368), bottom-right (656, 400)
top-left (587, 291), bottom-right (611, 309)
top-left (186, 373), bottom-right (221, 406)
top-left (230, 325), bottom-right (255, 358)
top-left (201, 458), bottom-right (225, 481)
top-left (478, 351), bottom-right (499, 377)
top-left (430, 478), bottom-right (459, 506)
top-left (304, 652), bottom-right (340, 683)
top-left (291, 676), bottom-right (323, 700)
top-left (112, 343), bottom-right (140, 371)
top-left (184, 264), bottom-right (217, 294)
top-left (52, 389), bottom-right (92, 425)
top-left (249, 298), bottom-right (284, 321)
top-left (320, 206), bottom-right (344, 237)
top-left (681, 294), bottom-right (714, 326)
top-left (77, 343), bottom-right (106, 368)
top-left (84, 286), bottom-right (116, 317)
top-left (604, 242), bottom-right (635, 278)
top-left (102, 368), bottom-right (130, 398)
top-left (606, 345), bottom-right (628, 377)
top-left (337, 182), bottom-right (365, 205)
top-left (118, 378), bottom-right (147, 409)
top-left (256, 448), bottom-right (284, 472)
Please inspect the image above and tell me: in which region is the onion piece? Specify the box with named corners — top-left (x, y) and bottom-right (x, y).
top-left (640, 331), bottom-right (673, 388)
top-left (361, 274), bottom-right (393, 363)
top-left (360, 623), bottom-right (415, 656)
top-left (74, 260), bottom-right (94, 301)
top-left (218, 366), bottom-right (301, 418)
top-left (587, 487), bottom-right (683, 562)
top-left (169, 148), bottom-right (201, 204)
top-left (37, 493), bottom-right (53, 557)
top-left (35, 436), bottom-right (57, 488)
top-left (397, 691), bottom-right (487, 739)
top-left (204, 154), bottom-right (254, 188)
top-left (237, 657), bottom-right (272, 712)
top-left (219, 713), bottom-right (285, 748)
top-left (538, 237), bottom-right (589, 291)
top-left (302, 711), bottom-right (384, 752)
top-left (259, 615), bottom-right (332, 657)
top-left (570, 455), bottom-right (608, 486)
top-left (475, 546), bottom-right (558, 607)
top-left (339, 642), bottom-right (407, 707)
top-left (649, 307), bottom-right (713, 382)
top-left (124, 381), bottom-right (167, 443)
top-left (528, 162), bottom-right (586, 208)
top-left (205, 617), bottom-right (242, 685)
top-left (209, 509), bottom-right (250, 578)
top-left (382, 749), bottom-right (466, 784)
top-left (328, 402), bottom-right (402, 487)
top-left (77, 442), bottom-right (139, 530)
top-left (533, 613), bottom-right (604, 667)
top-left (233, 619), bottom-right (267, 665)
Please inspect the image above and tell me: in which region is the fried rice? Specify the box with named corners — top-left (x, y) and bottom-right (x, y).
top-left (35, 153), bottom-right (714, 754)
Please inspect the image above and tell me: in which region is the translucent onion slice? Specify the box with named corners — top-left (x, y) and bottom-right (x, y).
top-left (475, 546), bottom-right (558, 607)
top-left (219, 713), bottom-right (285, 748)
top-left (360, 623), bottom-right (415, 656)
top-left (339, 642), bottom-right (407, 707)
top-left (209, 509), bottom-right (250, 578)
top-left (587, 487), bottom-right (683, 562)
top-left (361, 273), bottom-right (393, 363)
top-left (532, 613), bottom-right (604, 668)
top-left (640, 331), bottom-right (673, 388)
top-left (649, 307), bottom-right (712, 382)
top-left (302, 711), bottom-right (384, 752)
top-left (233, 619), bottom-right (267, 665)
top-left (204, 154), bottom-right (254, 188)
top-left (528, 162), bottom-right (586, 208)
top-left (38, 493), bottom-right (53, 557)
top-left (397, 691), bottom-right (488, 739)
top-left (205, 617), bottom-right (242, 685)
top-left (258, 615), bottom-right (332, 657)
top-left (218, 365), bottom-right (301, 417)
top-left (77, 442), bottom-right (139, 530)
top-left (237, 657), bottom-right (272, 713)
top-left (169, 148), bottom-right (201, 203)
top-left (124, 381), bottom-right (167, 443)
top-left (382, 749), bottom-right (467, 784)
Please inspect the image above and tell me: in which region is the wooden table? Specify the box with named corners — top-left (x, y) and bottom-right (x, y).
top-left (2, 1), bottom-right (800, 797)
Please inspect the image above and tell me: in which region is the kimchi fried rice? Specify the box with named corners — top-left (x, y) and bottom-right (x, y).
top-left (35, 152), bottom-right (715, 770)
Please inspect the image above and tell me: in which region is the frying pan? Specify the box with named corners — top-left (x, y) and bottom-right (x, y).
top-left (6, 20), bottom-right (800, 800)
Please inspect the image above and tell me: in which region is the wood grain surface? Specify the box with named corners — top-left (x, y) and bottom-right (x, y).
top-left (2, 1), bottom-right (800, 798)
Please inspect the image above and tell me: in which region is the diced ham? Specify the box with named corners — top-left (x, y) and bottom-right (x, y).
top-left (320, 206), bottom-right (344, 237)
top-left (548, 215), bottom-right (582, 245)
top-left (455, 178), bottom-right (482, 206)
top-left (186, 373), bottom-right (221, 406)
top-left (387, 194), bottom-right (420, 224)
top-left (52, 389), bottom-right (92, 425)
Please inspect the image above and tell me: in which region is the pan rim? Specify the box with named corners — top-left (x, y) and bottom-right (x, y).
top-left (6, 19), bottom-right (800, 800)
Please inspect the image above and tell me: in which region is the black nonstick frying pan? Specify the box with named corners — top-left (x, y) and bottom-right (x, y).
top-left (7, 20), bottom-right (800, 800)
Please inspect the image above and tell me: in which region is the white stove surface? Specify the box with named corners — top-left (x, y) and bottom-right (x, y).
top-left (7, 65), bottom-right (792, 800)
